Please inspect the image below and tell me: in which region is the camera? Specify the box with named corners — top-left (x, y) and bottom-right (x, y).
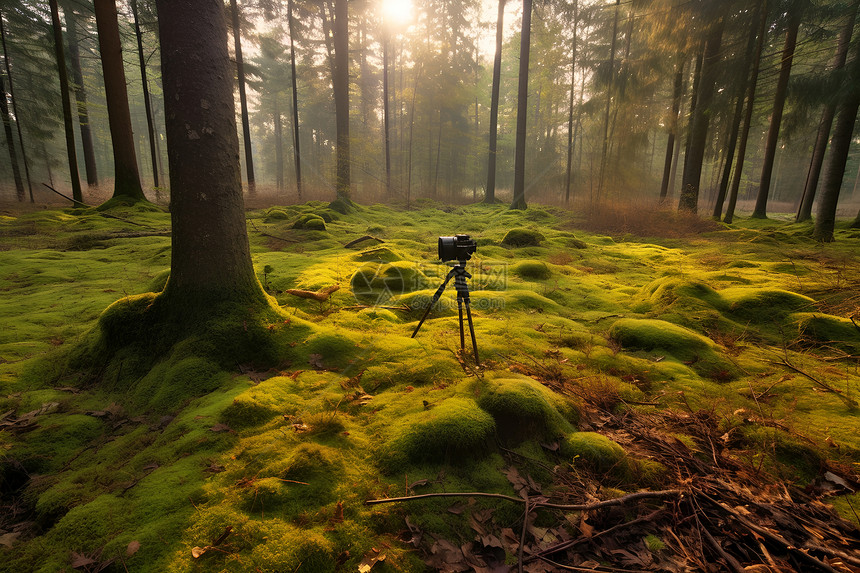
top-left (438, 234), bottom-right (477, 262)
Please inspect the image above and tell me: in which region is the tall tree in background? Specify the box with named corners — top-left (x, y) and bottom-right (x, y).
top-left (751, 6), bottom-right (802, 219)
top-left (596, 0), bottom-right (620, 200)
top-left (94, 0), bottom-right (146, 203)
top-left (130, 0), bottom-right (159, 192)
top-left (678, 14), bottom-right (724, 213)
top-left (796, 0), bottom-right (858, 223)
top-left (510, 0), bottom-right (533, 211)
top-left (156, 0), bottom-right (262, 304)
top-left (49, 0), bottom-right (83, 204)
top-left (485, 0), bottom-right (506, 204)
top-left (231, 0), bottom-right (256, 195)
top-left (287, 0), bottom-right (302, 199)
top-left (0, 68), bottom-right (24, 201)
top-left (63, 4), bottom-right (98, 188)
top-left (0, 12), bottom-right (32, 202)
top-left (563, 0), bottom-right (577, 205)
top-left (331, 0), bottom-right (352, 209)
top-left (382, 9), bottom-right (392, 197)
top-left (659, 53), bottom-right (684, 203)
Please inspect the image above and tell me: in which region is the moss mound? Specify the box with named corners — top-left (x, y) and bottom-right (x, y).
top-left (476, 377), bottom-right (577, 443)
top-left (382, 397), bottom-right (496, 470)
top-left (350, 261), bottom-right (429, 298)
top-left (501, 228), bottom-right (545, 247)
top-left (512, 260), bottom-right (553, 280)
top-left (721, 288), bottom-right (815, 321)
top-left (790, 312), bottom-right (860, 354)
top-left (293, 213), bottom-right (327, 231)
top-left (561, 432), bottom-right (627, 473)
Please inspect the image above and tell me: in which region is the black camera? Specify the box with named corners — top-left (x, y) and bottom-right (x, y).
top-left (438, 234), bottom-right (477, 262)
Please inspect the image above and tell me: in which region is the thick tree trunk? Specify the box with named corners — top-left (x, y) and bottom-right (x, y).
top-left (713, 2), bottom-right (761, 219)
top-left (156, 0), bottom-right (260, 301)
top-left (725, 0), bottom-right (768, 224)
top-left (231, 0), bottom-right (255, 195)
top-left (796, 1), bottom-right (858, 223)
top-left (751, 10), bottom-right (800, 219)
top-left (287, 0), bottom-right (302, 199)
top-left (94, 0), bottom-right (146, 203)
top-left (130, 0), bottom-right (159, 191)
top-left (510, 0), bottom-right (532, 211)
top-left (485, 0), bottom-right (506, 204)
top-left (0, 14), bottom-right (33, 202)
top-left (332, 0), bottom-right (352, 205)
top-left (679, 17), bottom-right (724, 213)
top-left (813, 44), bottom-right (860, 241)
top-left (49, 0), bottom-right (84, 204)
top-left (660, 55), bottom-right (684, 203)
top-left (64, 6), bottom-right (98, 188)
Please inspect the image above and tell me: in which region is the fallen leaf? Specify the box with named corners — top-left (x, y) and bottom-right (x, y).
top-left (309, 353), bottom-right (326, 369)
top-left (126, 540), bottom-right (141, 556)
top-left (209, 423), bottom-right (233, 433)
top-left (0, 532), bottom-right (20, 548)
top-left (358, 547), bottom-right (386, 573)
top-left (191, 546), bottom-right (209, 559)
top-left (70, 552), bottom-right (96, 568)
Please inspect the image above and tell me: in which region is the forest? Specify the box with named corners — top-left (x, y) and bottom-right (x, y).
top-left (1, 0), bottom-right (860, 571)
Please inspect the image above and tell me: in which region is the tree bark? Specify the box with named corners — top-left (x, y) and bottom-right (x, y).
top-left (130, 0), bottom-right (159, 191)
top-left (751, 10), bottom-right (800, 218)
top-left (564, 0), bottom-right (577, 205)
top-left (796, 0), bottom-right (858, 222)
top-left (485, 0), bottom-right (506, 204)
top-left (287, 0), bottom-right (302, 199)
top-left (64, 5), bottom-right (99, 188)
top-left (678, 16), bottom-right (724, 213)
top-left (596, 0), bottom-right (620, 201)
top-left (725, 0), bottom-right (768, 224)
top-left (0, 71), bottom-right (24, 201)
top-left (383, 29), bottom-right (392, 197)
top-left (332, 0), bottom-right (352, 205)
top-left (813, 42), bottom-right (860, 241)
top-left (713, 1), bottom-right (761, 219)
top-left (231, 0), bottom-right (255, 195)
top-left (510, 0), bottom-right (532, 211)
top-left (156, 0), bottom-right (261, 301)
top-left (0, 13), bottom-right (33, 202)
top-left (660, 54), bottom-right (684, 203)
top-left (274, 95), bottom-right (284, 191)
top-left (94, 0), bottom-right (146, 203)
top-left (49, 0), bottom-right (84, 204)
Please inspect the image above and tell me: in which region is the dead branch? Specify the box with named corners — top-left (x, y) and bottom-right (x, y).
top-left (283, 285), bottom-right (340, 302)
top-left (344, 235), bottom-right (384, 248)
top-left (42, 182), bottom-right (90, 208)
top-left (767, 358), bottom-right (858, 408)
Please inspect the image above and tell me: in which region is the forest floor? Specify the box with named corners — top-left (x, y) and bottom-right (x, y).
top-left (1, 199), bottom-right (859, 572)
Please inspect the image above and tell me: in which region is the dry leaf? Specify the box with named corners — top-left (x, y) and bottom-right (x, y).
top-left (357, 548), bottom-right (386, 573)
top-left (209, 423), bottom-right (233, 433)
top-left (191, 546), bottom-right (209, 559)
top-left (0, 532), bottom-right (20, 548)
top-left (126, 540), bottom-right (141, 556)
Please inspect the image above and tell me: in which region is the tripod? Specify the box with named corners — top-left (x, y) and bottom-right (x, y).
top-left (411, 261), bottom-right (479, 364)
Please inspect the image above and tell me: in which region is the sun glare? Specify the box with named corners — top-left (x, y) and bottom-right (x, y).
top-left (381, 0), bottom-right (414, 27)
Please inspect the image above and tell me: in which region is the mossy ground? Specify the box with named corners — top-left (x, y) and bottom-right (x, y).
top-left (1, 201), bottom-right (859, 571)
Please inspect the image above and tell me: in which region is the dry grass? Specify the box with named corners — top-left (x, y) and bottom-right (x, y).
top-left (572, 200), bottom-right (723, 238)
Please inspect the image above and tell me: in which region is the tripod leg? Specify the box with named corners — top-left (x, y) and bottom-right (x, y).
top-left (457, 298), bottom-right (465, 350)
top-left (464, 299), bottom-right (479, 365)
top-left (411, 269), bottom-right (455, 338)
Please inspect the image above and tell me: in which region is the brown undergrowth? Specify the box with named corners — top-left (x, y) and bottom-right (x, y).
top-left (572, 201), bottom-right (723, 238)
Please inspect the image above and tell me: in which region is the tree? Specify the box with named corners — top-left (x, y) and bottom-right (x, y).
top-left (751, 6), bottom-right (802, 219)
top-left (485, 0), bottom-right (506, 204)
top-left (659, 54), bottom-right (684, 203)
top-left (63, 4), bottom-right (98, 188)
top-left (130, 0), bottom-right (160, 193)
top-left (0, 57), bottom-right (24, 201)
top-left (49, 0), bottom-right (84, 204)
top-left (331, 0), bottom-right (352, 209)
top-left (510, 0), bottom-right (533, 211)
top-left (564, 0), bottom-right (578, 205)
top-left (287, 0), bottom-right (301, 199)
top-left (0, 10), bottom-right (32, 202)
top-left (94, 0), bottom-right (146, 203)
top-left (155, 0), bottom-right (262, 303)
top-left (231, 0), bottom-right (256, 195)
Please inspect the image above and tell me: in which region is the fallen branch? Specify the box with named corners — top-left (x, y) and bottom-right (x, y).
top-left (42, 182), bottom-right (90, 208)
top-left (344, 235), bottom-right (384, 248)
top-left (284, 285), bottom-right (340, 302)
top-left (767, 358), bottom-right (858, 408)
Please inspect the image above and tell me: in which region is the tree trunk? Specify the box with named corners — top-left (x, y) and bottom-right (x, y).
top-left (660, 54), bottom-right (684, 203)
top-left (231, 0), bottom-right (255, 195)
top-left (331, 0), bottom-right (352, 206)
top-left (0, 71), bottom-right (24, 201)
top-left (564, 0), bottom-right (577, 205)
top-left (679, 16), bottom-right (724, 213)
top-left (156, 0), bottom-right (261, 302)
top-left (713, 1), bottom-right (762, 219)
top-left (596, 0), bottom-right (620, 201)
top-left (797, 1), bottom-right (858, 223)
top-left (383, 30), bottom-right (392, 196)
top-left (130, 0), bottom-right (159, 192)
top-left (813, 43), bottom-right (860, 241)
top-left (274, 95), bottom-right (284, 192)
top-left (0, 14), bottom-right (33, 203)
top-left (725, 0), bottom-right (768, 224)
top-left (485, 0), bottom-right (506, 204)
top-left (64, 5), bottom-right (99, 189)
top-left (287, 0), bottom-right (302, 199)
top-left (510, 0), bottom-right (532, 211)
top-left (94, 0), bottom-right (146, 203)
top-left (49, 0), bottom-right (84, 203)
top-left (751, 9), bottom-right (800, 218)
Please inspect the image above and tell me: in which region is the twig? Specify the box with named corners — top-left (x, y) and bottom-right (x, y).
top-left (283, 285), bottom-right (340, 302)
top-left (767, 358), bottom-right (858, 408)
top-left (248, 219), bottom-right (299, 243)
top-left (518, 493), bottom-right (528, 573)
top-left (42, 182), bottom-right (91, 208)
top-left (344, 234), bottom-right (385, 248)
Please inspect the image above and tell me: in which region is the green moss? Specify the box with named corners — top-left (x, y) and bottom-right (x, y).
top-left (501, 228), bottom-right (545, 247)
top-left (512, 260), bottom-right (552, 280)
top-left (382, 397), bottom-right (496, 470)
top-left (790, 312), bottom-right (860, 354)
top-left (561, 432), bottom-right (627, 474)
top-left (476, 377), bottom-right (577, 442)
top-left (721, 287), bottom-right (815, 321)
top-left (293, 213), bottom-right (327, 230)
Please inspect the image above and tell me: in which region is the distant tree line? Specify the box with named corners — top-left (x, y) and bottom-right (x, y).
top-left (1, 0), bottom-right (860, 239)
